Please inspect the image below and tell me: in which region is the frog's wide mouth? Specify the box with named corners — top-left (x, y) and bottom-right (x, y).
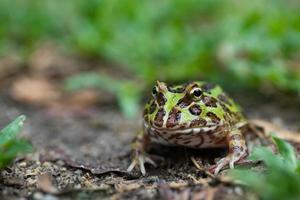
top-left (144, 121), bottom-right (223, 134)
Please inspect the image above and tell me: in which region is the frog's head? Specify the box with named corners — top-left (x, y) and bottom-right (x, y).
top-left (144, 81), bottom-right (240, 132)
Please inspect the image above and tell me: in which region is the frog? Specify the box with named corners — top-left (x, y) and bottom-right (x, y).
top-left (127, 80), bottom-right (248, 175)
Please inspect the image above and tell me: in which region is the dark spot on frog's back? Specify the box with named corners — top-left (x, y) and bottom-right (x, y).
top-left (177, 96), bottom-right (193, 108)
top-left (201, 83), bottom-right (216, 93)
top-left (154, 108), bottom-right (165, 127)
top-left (189, 104), bottom-right (202, 116)
top-left (167, 85), bottom-right (186, 93)
top-left (207, 112), bottom-right (221, 123)
top-left (202, 95), bottom-right (218, 107)
top-left (166, 108), bottom-right (181, 128)
top-left (156, 92), bottom-right (167, 106)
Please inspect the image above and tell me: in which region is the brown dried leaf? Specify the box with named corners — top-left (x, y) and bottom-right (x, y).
top-left (11, 76), bottom-right (106, 115)
top-left (250, 119), bottom-right (300, 143)
top-left (11, 77), bottom-right (61, 106)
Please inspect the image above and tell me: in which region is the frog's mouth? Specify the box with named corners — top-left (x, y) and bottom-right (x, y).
top-left (144, 121), bottom-right (223, 135)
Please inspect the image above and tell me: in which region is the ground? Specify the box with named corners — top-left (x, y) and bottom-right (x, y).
top-left (0, 78), bottom-right (299, 199)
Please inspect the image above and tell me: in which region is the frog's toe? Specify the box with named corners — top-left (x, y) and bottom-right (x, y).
top-left (144, 156), bottom-right (157, 167)
top-left (127, 153), bottom-right (157, 176)
top-left (210, 154), bottom-right (244, 175)
top-left (229, 156), bottom-right (240, 169)
top-left (127, 159), bottom-right (138, 173)
top-left (213, 157), bottom-right (230, 175)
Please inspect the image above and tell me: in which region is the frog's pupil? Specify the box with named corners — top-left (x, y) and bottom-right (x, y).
top-left (193, 89), bottom-right (202, 97)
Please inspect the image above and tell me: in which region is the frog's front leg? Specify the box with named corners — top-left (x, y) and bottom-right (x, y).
top-left (211, 128), bottom-right (247, 174)
top-left (127, 130), bottom-right (157, 175)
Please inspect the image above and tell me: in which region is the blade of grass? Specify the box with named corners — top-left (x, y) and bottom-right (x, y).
top-left (272, 135), bottom-right (297, 169)
top-left (0, 115), bottom-right (26, 146)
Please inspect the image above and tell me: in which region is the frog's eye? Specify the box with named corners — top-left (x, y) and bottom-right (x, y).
top-left (152, 86), bottom-right (159, 96)
top-left (190, 88), bottom-right (202, 99)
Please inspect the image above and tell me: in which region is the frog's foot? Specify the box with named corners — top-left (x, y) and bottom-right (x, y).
top-left (209, 152), bottom-right (247, 175)
top-left (209, 128), bottom-right (248, 175)
top-left (127, 151), bottom-right (157, 176)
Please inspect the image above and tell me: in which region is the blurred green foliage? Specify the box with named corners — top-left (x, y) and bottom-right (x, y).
top-left (65, 73), bottom-right (141, 117)
top-left (1, 0), bottom-right (300, 115)
top-left (0, 115), bottom-right (32, 169)
top-left (230, 136), bottom-right (300, 200)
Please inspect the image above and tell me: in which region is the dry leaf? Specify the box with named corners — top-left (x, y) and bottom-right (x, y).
top-left (11, 77), bottom-right (61, 106)
top-left (250, 119), bottom-right (300, 143)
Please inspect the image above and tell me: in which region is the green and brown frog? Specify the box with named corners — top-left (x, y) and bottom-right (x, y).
top-left (127, 81), bottom-right (248, 175)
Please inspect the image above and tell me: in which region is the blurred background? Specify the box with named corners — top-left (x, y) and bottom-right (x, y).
top-left (0, 0), bottom-right (300, 117)
top-left (0, 1), bottom-right (300, 198)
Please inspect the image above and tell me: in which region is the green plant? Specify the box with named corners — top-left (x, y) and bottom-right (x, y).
top-left (0, 115), bottom-right (32, 169)
top-left (64, 73), bottom-right (142, 118)
top-left (230, 136), bottom-right (300, 200)
top-left (1, 0), bottom-right (300, 117)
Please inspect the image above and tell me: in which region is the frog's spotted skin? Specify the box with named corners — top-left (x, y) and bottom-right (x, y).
top-left (127, 81), bottom-right (248, 175)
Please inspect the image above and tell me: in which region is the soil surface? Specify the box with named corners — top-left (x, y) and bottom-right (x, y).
top-left (0, 87), bottom-right (299, 200)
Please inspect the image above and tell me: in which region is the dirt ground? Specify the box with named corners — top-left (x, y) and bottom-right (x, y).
top-left (0, 82), bottom-right (299, 200)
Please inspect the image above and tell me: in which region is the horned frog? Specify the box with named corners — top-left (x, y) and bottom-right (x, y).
top-left (127, 81), bottom-right (248, 175)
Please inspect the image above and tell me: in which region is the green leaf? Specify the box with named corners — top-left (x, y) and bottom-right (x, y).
top-left (229, 169), bottom-right (263, 186)
top-left (272, 135), bottom-right (297, 169)
top-left (250, 147), bottom-right (284, 169)
top-left (0, 115), bottom-right (32, 169)
top-left (230, 136), bottom-right (300, 200)
top-left (0, 115), bottom-right (26, 146)
top-left (0, 139), bottom-right (32, 169)
top-left (117, 83), bottom-right (141, 118)
top-left (64, 73), bottom-right (142, 118)
top-left (64, 73), bottom-right (121, 93)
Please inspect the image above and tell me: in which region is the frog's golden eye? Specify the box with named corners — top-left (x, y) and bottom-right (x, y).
top-left (190, 87), bottom-right (202, 99)
top-left (152, 86), bottom-right (159, 96)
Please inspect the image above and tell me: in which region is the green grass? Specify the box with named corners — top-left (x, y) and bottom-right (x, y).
top-left (230, 136), bottom-right (300, 200)
top-left (65, 73), bottom-right (141, 117)
top-left (1, 0), bottom-right (300, 116)
top-left (0, 115), bottom-right (32, 169)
